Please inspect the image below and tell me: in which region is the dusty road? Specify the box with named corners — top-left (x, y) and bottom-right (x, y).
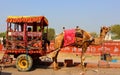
top-left (1, 66), bottom-right (120, 75)
top-left (0, 52), bottom-right (120, 75)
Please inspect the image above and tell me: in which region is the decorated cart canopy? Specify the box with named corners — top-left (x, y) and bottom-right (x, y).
top-left (6, 16), bottom-right (48, 26)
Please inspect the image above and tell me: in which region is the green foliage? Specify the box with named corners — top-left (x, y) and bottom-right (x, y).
top-left (47, 28), bottom-right (55, 40)
top-left (0, 32), bottom-right (6, 37)
top-left (111, 24), bottom-right (120, 39)
top-left (37, 27), bottom-right (55, 40)
top-left (90, 32), bottom-right (98, 38)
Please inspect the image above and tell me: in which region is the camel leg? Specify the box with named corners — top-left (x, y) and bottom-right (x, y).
top-left (52, 49), bottom-right (60, 70)
top-left (81, 45), bottom-right (88, 72)
top-left (81, 53), bottom-right (86, 71)
top-left (80, 53), bottom-right (86, 75)
top-left (52, 57), bottom-right (59, 70)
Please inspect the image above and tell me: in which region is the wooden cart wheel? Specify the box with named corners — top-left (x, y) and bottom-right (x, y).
top-left (16, 54), bottom-right (33, 71)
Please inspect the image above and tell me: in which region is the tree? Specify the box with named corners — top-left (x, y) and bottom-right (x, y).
top-left (0, 32), bottom-right (6, 37)
top-left (110, 24), bottom-right (120, 39)
top-left (47, 28), bottom-right (55, 41)
top-left (90, 32), bottom-right (98, 38)
top-left (38, 27), bottom-right (55, 41)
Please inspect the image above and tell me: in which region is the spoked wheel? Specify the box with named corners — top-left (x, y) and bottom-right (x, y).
top-left (16, 54), bottom-right (33, 71)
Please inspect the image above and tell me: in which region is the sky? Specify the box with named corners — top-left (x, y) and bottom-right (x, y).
top-left (0, 0), bottom-right (120, 34)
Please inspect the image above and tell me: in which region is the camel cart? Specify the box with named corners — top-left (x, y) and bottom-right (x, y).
top-left (1, 16), bottom-right (52, 71)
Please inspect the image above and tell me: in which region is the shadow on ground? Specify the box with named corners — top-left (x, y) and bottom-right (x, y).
top-left (31, 61), bottom-right (81, 71)
top-left (0, 72), bottom-right (12, 75)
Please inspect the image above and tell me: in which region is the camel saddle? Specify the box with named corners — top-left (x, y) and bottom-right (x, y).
top-left (64, 29), bottom-right (83, 46)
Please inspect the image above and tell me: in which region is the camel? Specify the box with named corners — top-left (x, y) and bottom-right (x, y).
top-left (51, 26), bottom-right (110, 72)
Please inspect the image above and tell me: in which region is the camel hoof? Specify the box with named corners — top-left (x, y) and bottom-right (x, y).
top-left (53, 68), bottom-right (58, 70)
top-left (80, 72), bottom-right (85, 75)
top-left (92, 69), bottom-right (99, 72)
top-left (53, 67), bottom-right (60, 70)
top-left (54, 68), bottom-right (60, 70)
top-left (84, 68), bottom-right (87, 71)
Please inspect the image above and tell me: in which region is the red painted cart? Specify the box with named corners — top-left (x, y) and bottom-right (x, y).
top-left (1, 16), bottom-right (51, 71)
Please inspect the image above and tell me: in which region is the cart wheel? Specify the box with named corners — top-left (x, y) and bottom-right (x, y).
top-left (16, 54), bottom-right (33, 71)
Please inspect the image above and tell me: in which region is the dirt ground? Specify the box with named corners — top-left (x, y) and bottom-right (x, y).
top-left (0, 52), bottom-right (120, 75)
top-left (1, 66), bottom-right (120, 75)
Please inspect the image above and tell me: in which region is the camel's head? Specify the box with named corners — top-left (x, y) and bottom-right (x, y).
top-left (101, 26), bottom-right (110, 34)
